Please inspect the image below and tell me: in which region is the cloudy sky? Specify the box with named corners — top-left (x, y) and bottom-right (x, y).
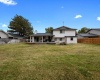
top-left (0, 0), bottom-right (100, 32)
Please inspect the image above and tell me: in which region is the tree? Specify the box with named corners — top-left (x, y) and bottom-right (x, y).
top-left (8, 15), bottom-right (33, 36)
top-left (45, 27), bottom-right (53, 33)
top-left (78, 27), bottom-right (90, 33)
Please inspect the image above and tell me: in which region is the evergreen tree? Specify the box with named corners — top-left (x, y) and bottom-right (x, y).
top-left (8, 15), bottom-right (33, 36)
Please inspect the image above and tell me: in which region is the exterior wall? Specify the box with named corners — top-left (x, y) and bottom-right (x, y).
top-left (0, 31), bottom-right (8, 38)
top-left (66, 37), bottom-right (77, 44)
top-left (55, 38), bottom-right (65, 43)
top-left (88, 30), bottom-right (100, 35)
top-left (53, 30), bottom-right (76, 37)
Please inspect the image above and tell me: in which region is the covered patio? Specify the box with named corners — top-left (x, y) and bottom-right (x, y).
top-left (30, 33), bottom-right (54, 43)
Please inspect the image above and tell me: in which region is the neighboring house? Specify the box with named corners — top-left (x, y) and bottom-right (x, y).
top-left (0, 30), bottom-right (21, 44)
top-left (8, 33), bottom-right (25, 39)
top-left (7, 31), bottom-right (25, 39)
top-left (0, 30), bottom-right (13, 44)
top-left (30, 26), bottom-right (77, 44)
top-left (87, 28), bottom-right (100, 35)
top-left (77, 28), bottom-right (100, 39)
top-left (0, 30), bottom-right (13, 38)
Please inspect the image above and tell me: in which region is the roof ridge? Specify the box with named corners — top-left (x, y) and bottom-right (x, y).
top-left (54, 26), bottom-right (76, 30)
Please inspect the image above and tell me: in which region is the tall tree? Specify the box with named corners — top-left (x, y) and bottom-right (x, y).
top-left (45, 27), bottom-right (53, 33)
top-left (78, 27), bottom-right (90, 33)
top-left (8, 15), bottom-right (33, 36)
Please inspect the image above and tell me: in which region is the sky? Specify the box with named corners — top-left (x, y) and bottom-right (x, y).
top-left (0, 0), bottom-right (100, 32)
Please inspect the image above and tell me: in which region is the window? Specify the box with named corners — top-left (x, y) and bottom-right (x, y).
top-left (60, 30), bottom-right (62, 33)
top-left (60, 30), bottom-right (65, 34)
top-left (60, 38), bottom-right (62, 41)
top-left (70, 37), bottom-right (73, 41)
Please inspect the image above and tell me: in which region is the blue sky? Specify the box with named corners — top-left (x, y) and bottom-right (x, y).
top-left (0, 0), bottom-right (100, 32)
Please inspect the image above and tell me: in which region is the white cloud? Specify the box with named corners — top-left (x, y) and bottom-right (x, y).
top-left (97, 17), bottom-right (100, 21)
top-left (74, 15), bottom-right (82, 19)
top-left (61, 6), bottom-right (64, 8)
top-left (0, 0), bottom-right (17, 5)
top-left (1, 24), bottom-right (7, 27)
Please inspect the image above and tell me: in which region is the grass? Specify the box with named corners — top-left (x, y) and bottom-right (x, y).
top-left (0, 43), bottom-right (100, 80)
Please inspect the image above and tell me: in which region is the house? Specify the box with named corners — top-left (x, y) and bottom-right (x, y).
top-left (0, 30), bottom-right (21, 44)
top-left (0, 30), bottom-right (13, 39)
top-left (0, 30), bottom-right (13, 44)
top-left (7, 30), bottom-right (26, 39)
top-left (53, 26), bottom-right (77, 44)
top-left (87, 28), bottom-right (100, 35)
top-left (30, 26), bottom-right (77, 44)
top-left (77, 28), bottom-right (100, 39)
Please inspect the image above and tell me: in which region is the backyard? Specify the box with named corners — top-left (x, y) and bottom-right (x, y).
top-left (0, 43), bottom-right (100, 80)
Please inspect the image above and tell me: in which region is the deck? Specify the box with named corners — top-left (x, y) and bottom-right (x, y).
top-left (26, 42), bottom-right (56, 44)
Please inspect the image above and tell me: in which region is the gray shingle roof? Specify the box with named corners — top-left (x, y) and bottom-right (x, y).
top-left (87, 28), bottom-right (100, 33)
top-left (78, 33), bottom-right (98, 37)
top-left (8, 33), bottom-right (24, 38)
top-left (31, 33), bottom-right (53, 36)
top-left (53, 26), bottom-right (76, 30)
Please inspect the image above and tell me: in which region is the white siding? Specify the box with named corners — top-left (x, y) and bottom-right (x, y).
top-left (55, 38), bottom-right (65, 43)
top-left (0, 31), bottom-right (8, 38)
top-left (88, 30), bottom-right (100, 35)
top-left (53, 30), bottom-right (76, 37)
top-left (66, 37), bottom-right (77, 44)
top-left (65, 31), bottom-right (76, 36)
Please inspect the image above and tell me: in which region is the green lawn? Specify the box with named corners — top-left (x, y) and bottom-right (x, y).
top-left (0, 43), bottom-right (100, 80)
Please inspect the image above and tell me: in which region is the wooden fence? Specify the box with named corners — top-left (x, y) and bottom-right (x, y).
top-left (78, 38), bottom-right (100, 44)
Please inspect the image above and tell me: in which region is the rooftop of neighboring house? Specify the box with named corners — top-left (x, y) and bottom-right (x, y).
top-left (8, 33), bottom-right (25, 38)
top-left (87, 28), bottom-right (100, 32)
top-left (78, 33), bottom-right (99, 37)
top-left (78, 28), bottom-right (100, 37)
top-left (53, 26), bottom-right (77, 30)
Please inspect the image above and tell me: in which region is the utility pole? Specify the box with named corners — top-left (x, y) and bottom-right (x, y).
top-left (63, 21), bottom-right (64, 26)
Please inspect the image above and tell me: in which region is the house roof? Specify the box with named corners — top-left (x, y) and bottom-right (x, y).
top-left (78, 33), bottom-right (99, 37)
top-left (8, 33), bottom-right (24, 38)
top-left (31, 33), bottom-right (53, 36)
top-left (53, 26), bottom-right (77, 30)
top-left (87, 28), bottom-right (100, 33)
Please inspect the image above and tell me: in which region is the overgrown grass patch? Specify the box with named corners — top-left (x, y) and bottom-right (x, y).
top-left (0, 43), bottom-right (100, 80)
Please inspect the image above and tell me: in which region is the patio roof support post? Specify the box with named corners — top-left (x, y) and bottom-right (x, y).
top-left (30, 36), bottom-right (32, 42)
top-left (32, 36), bottom-right (34, 42)
top-left (42, 36), bottom-right (43, 43)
